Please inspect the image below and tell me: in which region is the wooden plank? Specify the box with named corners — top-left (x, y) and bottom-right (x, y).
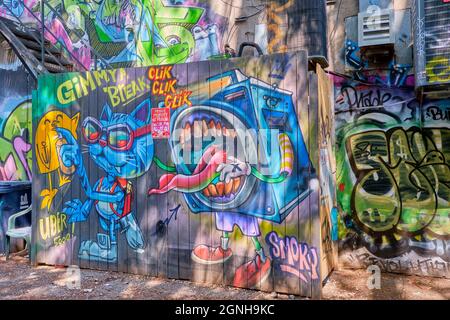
top-left (177, 62), bottom-right (193, 281)
top-left (185, 60), bottom-right (202, 285)
top-left (308, 71), bottom-right (322, 299)
top-left (31, 52), bottom-right (326, 296)
top-left (127, 67), bottom-right (140, 276)
top-left (317, 64), bottom-right (338, 282)
top-left (31, 79), bottom-right (40, 266)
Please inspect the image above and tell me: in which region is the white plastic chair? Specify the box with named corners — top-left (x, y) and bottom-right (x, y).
top-left (1, 205), bottom-right (31, 260)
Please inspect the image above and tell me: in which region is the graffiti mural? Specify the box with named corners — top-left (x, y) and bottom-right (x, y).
top-left (1, 0), bottom-right (229, 70)
top-left (1, 1), bottom-right (328, 71)
top-left (334, 77), bottom-right (450, 278)
top-left (341, 8), bottom-right (414, 89)
top-left (342, 39), bottom-right (413, 87)
top-left (32, 52), bottom-right (330, 297)
top-left (0, 36), bottom-right (33, 254)
top-left (0, 100), bottom-right (32, 181)
top-left (0, 42), bottom-right (34, 182)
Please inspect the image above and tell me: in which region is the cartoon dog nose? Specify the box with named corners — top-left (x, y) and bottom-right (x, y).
top-left (99, 139), bottom-right (107, 147)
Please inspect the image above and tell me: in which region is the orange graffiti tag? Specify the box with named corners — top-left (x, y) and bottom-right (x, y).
top-left (147, 66), bottom-right (192, 109)
top-left (267, 0), bottom-right (294, 54)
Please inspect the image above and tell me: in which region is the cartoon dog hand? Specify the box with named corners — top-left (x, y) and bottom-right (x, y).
top-left (62, 199), bottom-right (90, 223)
top-left (216, 157), bottom-right (251, 184)
top-left (56, 127), bottom-right (81, 169)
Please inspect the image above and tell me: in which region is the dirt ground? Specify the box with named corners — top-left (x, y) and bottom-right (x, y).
top-left (0, 255), bottom-right (448, 300)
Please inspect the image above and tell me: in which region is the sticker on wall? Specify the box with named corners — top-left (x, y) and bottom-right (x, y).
top-left (151, 107), bottom-right (171, 139)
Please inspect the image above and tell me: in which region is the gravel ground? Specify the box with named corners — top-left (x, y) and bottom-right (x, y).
top-left (0, 255), bottom-right (448, 300)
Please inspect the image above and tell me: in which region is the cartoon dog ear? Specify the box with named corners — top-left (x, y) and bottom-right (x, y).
top-left (130, 100), bottom-right (151, 126)
top-left (100, 104), bottom-right (113, 121)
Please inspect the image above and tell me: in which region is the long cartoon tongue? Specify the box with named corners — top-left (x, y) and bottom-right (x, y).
top-left (148, 145), bottom-right (227, 195)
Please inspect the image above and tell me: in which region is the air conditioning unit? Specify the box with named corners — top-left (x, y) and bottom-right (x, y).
top-left (412, 0), bottom-right (450, 98)
top-left (358, 8), bottom-right (395, 47)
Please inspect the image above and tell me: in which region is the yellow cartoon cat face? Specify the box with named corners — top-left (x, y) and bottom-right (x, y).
top-left (35, 110), bottom-right (79, 173)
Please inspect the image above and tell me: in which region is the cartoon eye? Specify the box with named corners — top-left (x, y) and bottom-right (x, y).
top-left (263, 95), bottom-right (281, 108)
top-left (108, 129), bottom-right (130, 149)
top-left (193, 26), bottom-right (202, 34)
top-left (83, 122), bottom-right (100, 141)
top-left (166, 36), bottom-right (181, 45)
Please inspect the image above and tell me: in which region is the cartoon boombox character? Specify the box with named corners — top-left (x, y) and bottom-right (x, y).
top-left (149, 69), bottom-right (315, 288)
top-left (155, 69), bottom-right (314, 222)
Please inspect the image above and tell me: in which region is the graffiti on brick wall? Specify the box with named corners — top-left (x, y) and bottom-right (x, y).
top-left (412, 0), bottom-right (450, 85)
top-left (33, 52), bottom-right (325, 296)
top-left (342, 40), bottom-right (414, 88)
top-left (267, 0), bottom-right (293, 54)
top-left (426, 56), bottom-right (450, 84)
top-left (0, 50), bottom-right (33, 182)
top-left (334, 79), bottom-right (450, 277)
top-left (341, 6), bottom-right (414, 89)
top-left (0, 100), bottom-right (32, 181)
top-left (1, 0), bottom-right (228, 69)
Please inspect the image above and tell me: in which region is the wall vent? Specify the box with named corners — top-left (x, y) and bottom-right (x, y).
top-left (358, 8), bottom-right (395, 47)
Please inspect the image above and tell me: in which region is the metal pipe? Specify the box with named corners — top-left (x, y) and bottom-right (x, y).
top-left (18, 1), bottom-right (87, 71)
top-left (40, 0), bottom-right (44, 64)
top-left (40, 0), bottom-right (112, 69)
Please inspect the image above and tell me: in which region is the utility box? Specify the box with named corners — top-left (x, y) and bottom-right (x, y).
top-left (358, 8), bottom-right (395, 47)
top-left (345, 8), bottom-right (413, 72)
top-left (356, 0), bottom-right (396, 65)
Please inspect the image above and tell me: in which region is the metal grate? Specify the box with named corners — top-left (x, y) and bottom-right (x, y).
top-left (358, 9), bottom-right (394, 47)
top-left (423, 0), bottom-right (450, 82)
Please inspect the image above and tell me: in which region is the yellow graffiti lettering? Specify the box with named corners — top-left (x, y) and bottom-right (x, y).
top-left (103, 86), bottom-right (121, 107)
top-left (78, 73), bottom-right (97, 97)
top-left (39, 217), bottom-right (50, 240)
top-left (103, 76), bottom-right (150, 107)
top-left (108, 69), bottom-right (118, 83)
top-left (50, 215), bottom-right (57, 236)
top-left (94, 70), bottom-right (110, 85)
top-left (164, 90), bottom-right (193, 109)
top-left (57, 70), bottom-right (128, 104)
top-left (267, 0), bottom-right (294, 53)
top-left (53, 233), bottom-right (73, 247)
top-left (38, 213), bottom-right (69, 241)
top-left (57, 79), bottom-right (77, 104)
top-left (426, 56), bottom-right (450, 83)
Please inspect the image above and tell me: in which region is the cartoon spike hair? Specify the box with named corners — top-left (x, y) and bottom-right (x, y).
top-left (36, 110), bottom-right (79, 173)
top-left (35, 109), bottom-right (80, 209)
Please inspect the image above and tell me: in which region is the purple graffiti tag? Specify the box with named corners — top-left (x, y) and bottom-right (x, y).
top-left (13, 135), bottom-right (32, 180)
top-left (266, 231), bottom-right (319, 283)
top-left (0, 154), bottom-right (18, 181)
